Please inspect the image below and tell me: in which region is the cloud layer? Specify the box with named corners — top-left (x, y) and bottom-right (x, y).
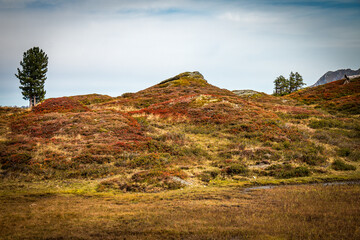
top-left (1, 0), bottom-right (359, 106)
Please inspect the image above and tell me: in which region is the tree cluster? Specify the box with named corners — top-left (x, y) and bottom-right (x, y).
top-left (273, 72), bottom-right (305, 96)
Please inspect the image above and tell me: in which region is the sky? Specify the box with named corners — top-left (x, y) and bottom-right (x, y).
top-left (1, 0), bottom-right (359, 106)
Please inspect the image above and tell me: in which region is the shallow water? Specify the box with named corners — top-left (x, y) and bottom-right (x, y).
top-left (243, 180), bottom-right (360, 192)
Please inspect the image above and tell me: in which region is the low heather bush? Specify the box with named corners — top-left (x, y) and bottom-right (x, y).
top-left (266, 164), bottom-right (311, 178)
top-left (224, 164), bottom-right (248, 176)
top-left (331, 159), bottom-right (356, 171)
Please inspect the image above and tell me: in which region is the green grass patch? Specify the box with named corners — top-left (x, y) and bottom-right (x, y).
top-left (265, 164), bottom-right (311, 178)
top-left (331, 159), bottom-right (356, 171)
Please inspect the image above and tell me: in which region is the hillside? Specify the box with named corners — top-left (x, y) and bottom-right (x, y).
top-left (289, 77), bottom-right (360, 114)
top-left (312, 68), bottom-right (360, 86)
top-left (1, 72), bottom-right (359, 192)
top-left (96, 71), bottom-right (235, 111)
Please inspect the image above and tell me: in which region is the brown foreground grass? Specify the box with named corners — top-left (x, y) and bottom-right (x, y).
top-left (0, 183), bottom-right (359, 240)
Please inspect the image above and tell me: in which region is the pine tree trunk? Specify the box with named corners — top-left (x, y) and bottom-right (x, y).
top-left (29, 96), bottom-right (36, 108)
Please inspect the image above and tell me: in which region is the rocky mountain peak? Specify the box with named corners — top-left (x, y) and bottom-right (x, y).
top-left (313, 68), bottom-right (360, 87)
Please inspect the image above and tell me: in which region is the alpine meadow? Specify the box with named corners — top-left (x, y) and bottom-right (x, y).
top-left (1, 70), bottom-right (360, 239)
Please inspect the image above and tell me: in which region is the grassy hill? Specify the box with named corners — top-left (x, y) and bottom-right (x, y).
top-left (1, 72), bottom-right (360, 239)
top-left (1, 72), bottom-right (359, 192)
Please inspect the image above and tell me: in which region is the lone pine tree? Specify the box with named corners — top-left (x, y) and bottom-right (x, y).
top-left (15, 47), bottom-right (48, 108)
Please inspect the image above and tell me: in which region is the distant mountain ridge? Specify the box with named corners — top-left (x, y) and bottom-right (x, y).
top-left (313, 68), bottom-right (360, 87)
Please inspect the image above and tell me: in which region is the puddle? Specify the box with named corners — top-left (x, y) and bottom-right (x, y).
top-left (243, 185), bottom-right (274, 192)
top-left (321, 181), bottom-right (360, 186)
top-left (243, 180), bottom-right (360, 192)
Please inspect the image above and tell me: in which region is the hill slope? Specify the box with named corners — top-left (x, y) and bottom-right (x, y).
top-left (289, 77), bottom-right (360, 114)
top-left (0, 72), bottom-right (359, 191)
top-left (97, 71), bottom-right (235, 111)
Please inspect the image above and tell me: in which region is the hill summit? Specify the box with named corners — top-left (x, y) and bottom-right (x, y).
top-left (100, 71), bottom-right (235, 110)
top-left (158, 71), bottom-right (207, 86)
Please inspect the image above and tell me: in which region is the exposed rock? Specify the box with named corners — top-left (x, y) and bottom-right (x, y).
top-left (232, 89), bottom-right (261, 97)
top-left (159, 71), bottom-right (206, 85)
top-left (170, 176), bottom-right (192, 186)
top-left (344, 74), bottom-right (360, 84)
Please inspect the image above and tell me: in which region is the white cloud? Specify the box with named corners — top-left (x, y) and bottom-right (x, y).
top-left (219, 11), bottom-right (281, 25)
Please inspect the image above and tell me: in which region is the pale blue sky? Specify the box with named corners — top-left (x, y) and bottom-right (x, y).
top-left (1, 0), bottom-right (359, 106)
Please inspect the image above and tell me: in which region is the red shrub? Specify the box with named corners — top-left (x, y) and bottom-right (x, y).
top-left (33, 97), bottom-right (90, 114)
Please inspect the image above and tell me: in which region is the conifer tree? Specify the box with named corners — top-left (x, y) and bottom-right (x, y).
top-left (294, 72), bottom-right (305, 91)
top-left (15, 47), bottom-right (48, 108)
top-left (273, 75), bottom-right (287, 95)
top-left (279, 75), bottom-right (289, 95)
top-left (273, 77), bottom-right (281, 95)
top-left (288, 72), bottom-right (296, 93)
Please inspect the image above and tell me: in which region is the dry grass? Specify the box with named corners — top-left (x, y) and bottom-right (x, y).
top-left (0, 183), bottom-right (359, 239)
